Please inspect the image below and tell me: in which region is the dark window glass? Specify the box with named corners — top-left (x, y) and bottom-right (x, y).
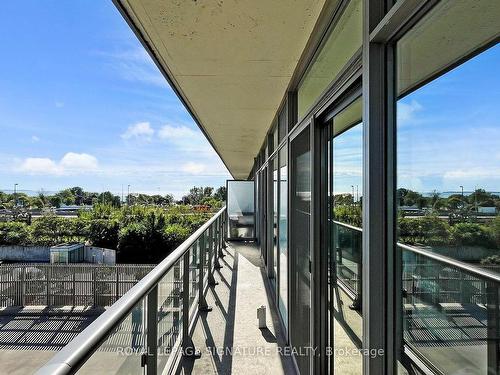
top-left (290, 127), bottom-right (311, 375)
top-left (279, 145), bottom-right (288, 328)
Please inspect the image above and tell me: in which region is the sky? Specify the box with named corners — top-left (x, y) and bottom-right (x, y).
top-left (332, 43), bottom-right (499, 195)
top-left (0, 1), bottom-right (230, 198)
top-left (397, 43), bottom-right (500, 194)
top-left (0, 2), bottom-right (498, 199)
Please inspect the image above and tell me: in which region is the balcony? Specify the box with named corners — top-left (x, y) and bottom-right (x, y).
top-left (34, 207), bottom-right (294, 375)
top-left (27, 201), bottom-right (500, 375)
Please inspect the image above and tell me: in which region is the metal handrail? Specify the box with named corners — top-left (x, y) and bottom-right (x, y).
top-left (398, 242), bottom-right (500, 284)
top-left (333, 219), bottom-right (363, 233)
top-left (333, 219), bottom-right (500, 284)
top-left (36, 206), bottom-right (226, 375)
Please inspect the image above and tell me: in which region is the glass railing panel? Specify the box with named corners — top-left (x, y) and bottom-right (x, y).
top-left (227, 180), bottom-right (255, 240)
top-left (36, 207), bottom-right (226, 375)
top-left (331, 221), bottom-right (363, 374)
top-left (157, 256), bottom-right (183, 373)
top-left (76, 299), bottom-right (145, 374)
top-left (334, 221), bottom-right (362, 299)
top-left (401, 245), bottom-right (498, 374)
top-left (189, 243), bottom-right (199, 311)
top-left (202, 232), bottom-right (209, 273)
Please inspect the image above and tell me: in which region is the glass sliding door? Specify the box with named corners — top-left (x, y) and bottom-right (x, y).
top-left (279, 145), bottom-right (288, 329)
top-left (261, 167), bottom-right (268, 263)
top-left (273, 157), bottom-right (279, 284)
top-left (290, 126), bottom-right (312, 375)
top-left (327, 96), bottom-right (363, 374)
top-left (395, 1), bottom-right (500, 373)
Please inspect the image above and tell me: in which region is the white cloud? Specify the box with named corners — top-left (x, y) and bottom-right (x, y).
top-left (60, 152), bottom-right (98, 171)
top-left (31, 135), bottom-right (40, 143)
top-left (18, 152), bottom-right (98, 175)
top-left (444, 168), bottom-right (500, 180)
top-left (181, 162), bottom-right (206, 175)
top-left (158, 124), bottom-right (198, 140)
top-left (97, 47), bottom-right (166, 87)
top-left (121, 122), bottom-right (155, 141)
top-left (20, 158), bottom-right (62, 175)
top-left (397, 100), bottom-right (422, 124)
top-left (157, 123), bottom-right (214, 155)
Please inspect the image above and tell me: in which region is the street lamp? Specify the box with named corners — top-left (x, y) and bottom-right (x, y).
top-left (351, 185), bottom-right (355, 204)
top-left (460, 185), bottom-right (464, 197)
top-left (127, 185), bottom-right (131, 205)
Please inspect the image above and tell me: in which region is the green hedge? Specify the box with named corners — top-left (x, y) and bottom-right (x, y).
top-left (0, 204), bottom-right (215, 263)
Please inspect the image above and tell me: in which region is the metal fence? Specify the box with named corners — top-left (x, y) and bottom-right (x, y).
top-left (0, 263), bottom-right (155, 308)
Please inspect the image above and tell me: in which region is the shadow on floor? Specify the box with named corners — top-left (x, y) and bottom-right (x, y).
top-left (175, 245), bottom-right (238, 375)
top-left (0, 312), bottom-right (98, 350)
top-left (176, 241), bottom-right (296, 375)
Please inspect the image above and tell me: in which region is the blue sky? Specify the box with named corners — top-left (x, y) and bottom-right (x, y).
top-left (0, 1), bottom-right (230, 198)
top-left (397, 43), bottom-right (500, 194)
top-left (333, 124), bottom-right (362, 197)
top-left (0, 2), bottom-right (498, 198)
top-left (331, 43), bottom-right (499, 196)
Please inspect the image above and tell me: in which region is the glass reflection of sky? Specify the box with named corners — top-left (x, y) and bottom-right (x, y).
top-left (397, 43), bottom-right (500, 194)
top-left (333, 124), bottom-right (363, 195)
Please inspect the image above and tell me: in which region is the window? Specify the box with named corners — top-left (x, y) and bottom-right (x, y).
top-left (279, 105), bottom-right (287, 143)
top-left (396, 1), bottom-right (500, 373)
top-left (290, 126), bottom-right (311, 375)
top-left (297, 0), bottom-right (362, 118)
top-left (328, 97), bottom-right (363, 374)
top-left (278, 145), bottom-right (288, 328)
top-left (273, 157), bottom-right (279, 284)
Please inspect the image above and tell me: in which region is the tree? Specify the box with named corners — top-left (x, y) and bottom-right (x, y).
top-left (491, 216), bottom-right (500, 249)
top-left (30, 197), bottom-right (45, 209)
top-left (56, 189), bottom-right (75, 206)
top-left (398, 215), bottom-right (450, 246)
top-left (446, 196), bottom-right (464, 210)
top-left (97, 191), bottom-right (120, 207)
top-left (0, 222), bottom-right (31, 245)
top-left (450, 222), bottom-right (495, 248)
top-left (334, 193), bottom-right (354, 207)
top-left (49, 195), bottom-right (62, 208)
top-left (182, 186), bottom-right (217, 205)
top-left (214, 186), bottom-right (226, 202)
top-left (468, 189), bottom-right (492, 206)
top-left (163, 194), bottom-right (174, 206)
top-left (88, 219), bottom-right (119, 249)
top-left (69, 186), bottom-right (84, 205)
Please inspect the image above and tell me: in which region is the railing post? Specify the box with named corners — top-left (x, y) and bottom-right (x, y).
top-left (73, 271), bottom-right (76, 307)
top-left (218, 215), bottom-right (225, 258)
top-left (145, 286), bottom-right (158, 375)
top-left (92, 267), bottom-right (97, 307)
top-left (207, 224), bottom-right (218, 286)
top-left (21, 267), bottom-right (26, 307)
top-left (222, 212), bottom-right (227, 249)
top-left (198, 233), bottom-right (212, 312)
top-left (116, 267), bottom-right (120, 303)
top-left (182, 252), bottom-right (201, 358)
top-left (46, 266), bottom-right (50, 306)
top-left (214, 218), bottom-right (223, 270)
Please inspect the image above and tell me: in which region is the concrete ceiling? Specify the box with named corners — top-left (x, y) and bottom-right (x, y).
top-left (116, 0), bottom-right (326, 179)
